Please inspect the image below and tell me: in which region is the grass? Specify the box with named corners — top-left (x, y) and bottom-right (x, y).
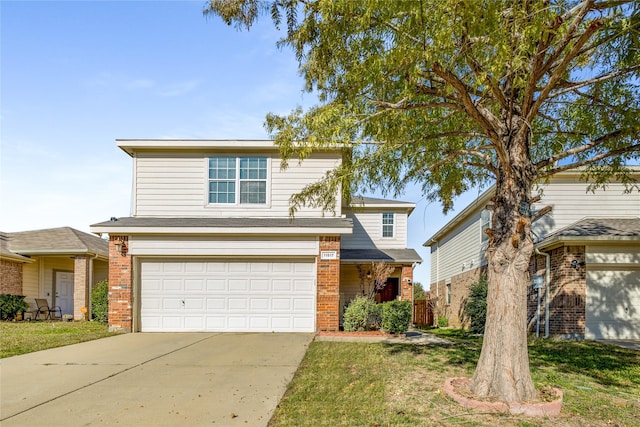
top-left (269, 329), bottom-right (640, 426)
top-left (0, 321), bottom-right (119, 358)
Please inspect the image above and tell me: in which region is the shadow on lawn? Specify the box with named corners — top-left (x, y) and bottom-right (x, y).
top-left (528, 339), bottom-right (640, 388)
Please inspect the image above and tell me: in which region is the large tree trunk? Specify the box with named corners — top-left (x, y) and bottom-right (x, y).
top-left (468, 131), bottom-right (538, 402)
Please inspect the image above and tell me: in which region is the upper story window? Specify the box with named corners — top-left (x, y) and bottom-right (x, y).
top-left (382, 212), bottom-right (394, 238)
top-left (208, 156), bottom-right (267, 205)
top-left (480, 209), bottom-right (491, 244)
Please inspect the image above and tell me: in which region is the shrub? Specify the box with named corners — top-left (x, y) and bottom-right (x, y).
top-left (91, 280), bottom-right (109, 323)
top-left (464, 275), bottom-right (488, 334)
top-left (437, 315), bottom-right (449, 328)
top-left (0, 294), bottom-right (29, 320)
top-left (381, 300), bottom-right (412, 334)
top-left (343, 295), bottom-right (381, 331)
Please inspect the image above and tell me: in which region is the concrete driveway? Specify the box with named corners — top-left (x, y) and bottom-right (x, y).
top-left (0, 332), bottom-right (313, 426)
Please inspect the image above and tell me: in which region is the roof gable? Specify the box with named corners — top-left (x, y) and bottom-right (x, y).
top-left (7, 227), bottom-right (108, 257)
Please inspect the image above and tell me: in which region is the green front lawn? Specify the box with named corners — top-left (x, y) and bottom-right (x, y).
top-left (270, 330), bottom-right (640, 426)
top-left (0, 321), bottom-right (118, 358)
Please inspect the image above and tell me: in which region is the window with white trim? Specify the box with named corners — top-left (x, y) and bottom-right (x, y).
top-left (208, 156), bottom-right (267, 204)
top-left (446, 282), bottom-right (452, 305)
top-left (382, 212), bottom-right (394, 238)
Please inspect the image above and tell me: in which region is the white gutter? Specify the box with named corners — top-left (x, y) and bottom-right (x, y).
top-left (535, 247), bottom-right (551, 338)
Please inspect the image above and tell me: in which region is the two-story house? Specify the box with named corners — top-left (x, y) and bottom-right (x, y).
top-left (424, 169), bottom-right (640, 340)
top-left (90, 140), bottom-right (421, 333)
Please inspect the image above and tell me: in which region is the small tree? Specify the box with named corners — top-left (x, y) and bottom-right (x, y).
top-left (91, 280), bottom-right (109, 323)
top-left (357, 262), bottom-right (396, 297)
top-left (413, 282), bottom-right (426, 300)
top-left (465, 275), bottom-right (488, 334)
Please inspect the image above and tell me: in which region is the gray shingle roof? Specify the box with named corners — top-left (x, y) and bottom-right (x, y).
top-left (91, 216), bottom-right (353, 229)
top-left (349, 196), bottom-right (415, 206)
top-left (340, 248), bottom-right (423, 263)
top-left (7, 227), bottom-right (108, 256)
top-left (537, 217), bottom-right (640, 248)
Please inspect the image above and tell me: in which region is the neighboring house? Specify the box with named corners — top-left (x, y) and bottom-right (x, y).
top-left (424, 169), bottom-right (640, 340)
top-left (0, 227), bottom-right (109, 319)
top-left (90, 140), bottom-right (421, 333)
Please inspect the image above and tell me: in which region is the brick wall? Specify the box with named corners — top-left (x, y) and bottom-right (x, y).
top-left (108, 235), bottom-right (133, 332)
top-left (548, 245), bottom-right (586, 336)
top-left (317, 236), bottom-right (340, 332)
top-left (431, 266), bottom-right (487, 328)
top-left (73, 256), bottom-right (89, 320)
top-left (0, 260), bottom-right (23, 295)
top-left (399, 265), bottom-right (413, 301)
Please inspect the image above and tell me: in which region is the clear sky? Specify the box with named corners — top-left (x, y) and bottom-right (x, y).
top-left (1, 0), bottom-right (481, 287)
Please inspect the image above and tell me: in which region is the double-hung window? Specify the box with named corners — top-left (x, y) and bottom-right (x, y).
top-left (208, 156), bottom-right (267, 205)
top-left (382, 213), bottom-right (394, 238)
top-left (480, 209), bottom-right (491, 244)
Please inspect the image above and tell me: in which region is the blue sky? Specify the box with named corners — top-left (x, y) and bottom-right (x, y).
top-left (1, 0), bottom-right (481, 287)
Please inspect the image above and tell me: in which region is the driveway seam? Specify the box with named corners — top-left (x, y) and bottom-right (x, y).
top-left (0, 333), bottom-right (221, 422)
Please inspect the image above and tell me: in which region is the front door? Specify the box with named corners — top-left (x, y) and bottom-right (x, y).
top-left (55, 271), bottom-right (74, 316)
top-left (377, 278), bottom-right (399, 303)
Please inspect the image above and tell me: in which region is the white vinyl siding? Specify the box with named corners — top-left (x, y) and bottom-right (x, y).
top-left (140, 259), bottom-right (316, 332)
top-left (133, 151), bottom-right (342, 217)
top-left (341, 210), bottom-right (408, 249)
top-left (429, 209), bottom-right (486, 284)
top-left (531, 179), bottom-right (640, 240)
top-left (128, 235), bottom-right (319, 257)
top-left (585, 245), bottom-right (640, 340)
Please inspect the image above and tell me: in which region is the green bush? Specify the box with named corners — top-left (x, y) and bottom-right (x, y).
top-left (0, 294), bottom-right (29, 320)
top-left (464, 275), bottom-right (488, 334)
top-left (437, 315), bottom-right (449, 328)
top-left (381, 300), bottom-right (412, 334)
top-left (343, 295), bottom-right (381, 331)
top-left (91, 280), bottom-right (109, 323)
top-left (413, 282), bottom-right (426, 300)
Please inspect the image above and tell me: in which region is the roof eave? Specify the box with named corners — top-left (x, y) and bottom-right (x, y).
top-left (89, 226), bottom-right (353, 235)
top-left (536, 235), bottom-right (640, 250)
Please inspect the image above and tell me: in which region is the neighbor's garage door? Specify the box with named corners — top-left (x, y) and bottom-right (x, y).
top-left (586, 267), bottom-right (640, 340)
top-left (140, 260), bottom-right (316, 332)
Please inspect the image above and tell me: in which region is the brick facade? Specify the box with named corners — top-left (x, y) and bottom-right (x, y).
top-left (399, 265), bottom-right (413, 301)
top-left (317, 236), bottom-right (340, 331)
top-left (73, 256), bottom-right (89, 320)
top-left (108, 235), bottom-right (133, 332)
top-left (433, 266), bottom-right (487, 328)
top-left (0, 260), bottom-right (23, 295)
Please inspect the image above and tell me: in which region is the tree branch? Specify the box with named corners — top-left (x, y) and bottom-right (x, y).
top-left (547, 65), bottom-right (640, 99)
top-left (538, 143), bottom-right (640, 178)
top-left (535, 130), bottom-right (625, 169)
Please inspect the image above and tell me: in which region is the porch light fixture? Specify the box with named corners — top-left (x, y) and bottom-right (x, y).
top-left (114, 239), bottom-right (127, 256)
top-left (366, 270), bottom-right (372, 279)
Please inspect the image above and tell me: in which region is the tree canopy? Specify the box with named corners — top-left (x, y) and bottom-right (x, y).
top-left (205, 0), bottom-right (640, 403)
top-left (207, 0), bottom-right (639, 216)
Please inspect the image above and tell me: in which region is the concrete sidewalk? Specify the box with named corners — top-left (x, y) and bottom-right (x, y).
top-left (0, 332), bottom-right (313, 426)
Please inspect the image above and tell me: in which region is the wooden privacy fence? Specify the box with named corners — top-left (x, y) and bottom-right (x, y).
top-left (413, 299), bottom-right (434, 326)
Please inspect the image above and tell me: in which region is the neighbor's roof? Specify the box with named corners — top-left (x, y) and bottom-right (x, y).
top-left (340, 248), bottom-right (422, 264)
top-left (7, 227), bottom-right (108, 257)
top-left (91, 217), bottom-right (353, 235)
top-left (0, 232), bottom-right (34, 263)
top-left (536, 217), bottom-right (640, 249)
top-left (348, 196), bottom-right (416, 214)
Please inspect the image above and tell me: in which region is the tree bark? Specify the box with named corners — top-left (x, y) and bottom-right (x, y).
top-left (469, 130), bottom-right (538, 402)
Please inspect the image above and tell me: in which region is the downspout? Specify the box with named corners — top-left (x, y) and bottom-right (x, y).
top-left (535, 247), bottom-right (551, 338)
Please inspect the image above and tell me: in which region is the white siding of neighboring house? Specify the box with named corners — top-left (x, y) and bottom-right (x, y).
top-left (133, 151), bottom-right (342, 218)
top-left (128, 235), bottom-right (320, 257)
top-left (341, 210), bottom-right (408, 249)
top-left (430, 175), bottom-right (640, 285)
top-left (429, 207), bottom-right (486, 284)
top-left (531, 179), bottom-right (640, 239)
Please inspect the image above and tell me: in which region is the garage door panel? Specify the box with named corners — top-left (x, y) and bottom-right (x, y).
top-left (141, 259), bottom-right (316, 332)
top-left (586, 268), bottom-right (640, 340)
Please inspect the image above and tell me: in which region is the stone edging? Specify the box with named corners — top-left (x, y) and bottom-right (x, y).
top-left (444, 377), bottom-right (563, 417)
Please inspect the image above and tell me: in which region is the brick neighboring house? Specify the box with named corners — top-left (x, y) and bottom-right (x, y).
top-left (90, 140), bottom-right (421, 333)
top-left (424, 169), bottom-right (640, 340)
top-left (1, 228), bottom-right (109, 320)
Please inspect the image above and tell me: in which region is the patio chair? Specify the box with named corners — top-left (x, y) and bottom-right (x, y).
top-left (34, 298), bottom-right (62, 320)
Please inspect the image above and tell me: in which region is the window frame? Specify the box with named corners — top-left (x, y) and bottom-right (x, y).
top-left (207, 156), bottom-right (269, 206)
top-left (480, 209), bottom-right (491, 244)
top-left (445, 282), bottom-right (452, 305)
top-left (381, 212), bottom-right (395, 238)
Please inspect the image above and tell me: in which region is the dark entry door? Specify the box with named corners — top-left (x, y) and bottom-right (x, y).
top-left (377, 278), bottom-right (399, 302)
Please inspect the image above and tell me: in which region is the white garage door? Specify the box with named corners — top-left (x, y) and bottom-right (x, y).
top-left (140, 260), bottom-right (316, 332)
top-left (586, 268), bottom-right (640, 340)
